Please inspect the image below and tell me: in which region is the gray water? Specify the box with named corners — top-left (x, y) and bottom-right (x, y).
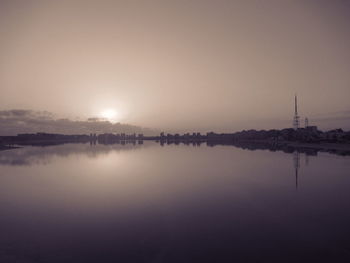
top-left (1, 142), bottom-right (350, 263)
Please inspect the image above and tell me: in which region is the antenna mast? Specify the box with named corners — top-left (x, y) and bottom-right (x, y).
top-left (293, 94), bottom-right (300, 130)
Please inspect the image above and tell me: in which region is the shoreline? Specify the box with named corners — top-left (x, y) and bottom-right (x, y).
top-left (230, 139), bottom-right (350, 156)
top-left (282, 141), bottom-right (350, 152)
top-left (1, 138), bottom-right (350, 153)
top-left (233, 139), bottom-right (350, 151)
top-left (0, 145), bottom-right (20, 151)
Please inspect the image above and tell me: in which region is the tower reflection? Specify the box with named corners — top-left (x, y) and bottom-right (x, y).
top-left (293, 151), bottom-right (300, 189)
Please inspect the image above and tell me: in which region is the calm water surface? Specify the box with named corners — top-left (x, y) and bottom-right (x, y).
top-left (0, 142), bottom-right (350, 262)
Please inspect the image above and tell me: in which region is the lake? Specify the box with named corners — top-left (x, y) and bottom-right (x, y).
top-left (0, 141), bottom-right (350, 262)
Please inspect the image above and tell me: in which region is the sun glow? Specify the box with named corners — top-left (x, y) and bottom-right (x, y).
top-left (100, 109), bottom-right (118, 122)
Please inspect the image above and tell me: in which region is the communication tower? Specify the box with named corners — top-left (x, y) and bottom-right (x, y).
top-left (293, 95), bottom-right (300, 130)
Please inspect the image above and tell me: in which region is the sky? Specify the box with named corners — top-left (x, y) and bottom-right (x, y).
top-left (0, 0), bottom-right (350, 133)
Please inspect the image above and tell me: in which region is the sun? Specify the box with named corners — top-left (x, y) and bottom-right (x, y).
top-left (100, 109), bottom-right (118, 122)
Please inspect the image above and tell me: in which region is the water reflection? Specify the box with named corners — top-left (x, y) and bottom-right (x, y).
top-left (1, 140), bottom-right (350, 263)
top-left (0, 142), bottom-right (150, 166)
top-left (1, 139), bottom-right (349, 167)
top-left (0, 140), bottom-right (343, 193)
top-left (294, 151), bottom-right (300, 189)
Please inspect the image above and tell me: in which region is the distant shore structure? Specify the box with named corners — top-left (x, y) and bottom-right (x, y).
top-left (293, 94), bottom-right (300, 130)
top-left (292, 96), bottom-right (316, 130)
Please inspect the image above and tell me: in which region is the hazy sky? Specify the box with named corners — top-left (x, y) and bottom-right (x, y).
top-left (1, 0), bottom-right (350, 132)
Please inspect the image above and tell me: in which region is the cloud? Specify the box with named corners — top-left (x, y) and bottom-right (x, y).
top-left (0, 110), bottom-right (157, 136)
